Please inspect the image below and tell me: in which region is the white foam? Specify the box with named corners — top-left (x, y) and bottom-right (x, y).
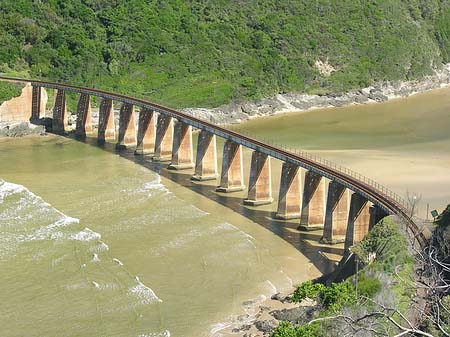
top-left (138, 331), bottom-right (170, 337)
top-left (88, 241), bottom-right (109, 253)
top-left (188, 205), bottom-right (210, 216)
top-left (52, 254), bottom-right (68, 266)
top-left (210, 293), bottom-right (272, 336)
top-left (0, 180), bottom-right (28, 201)
top-left (92, 281), bottom-right (100, 289)
top-left (92, 253), bottom-right (100, 262)
top-left (17, 216), bottom-right (79, 243)
top-left (138, 176), bottom-right (168, 194)
top-left (70, 228), bottom-right (101, 242)
top-left (112, 258), bottom-right (124, 266)
top-left (129, 281), bottom-right (163, 305)
top-left (265, 280), bottom-right (278, 295)
top-left (218, 222), bottom-right (256, 241)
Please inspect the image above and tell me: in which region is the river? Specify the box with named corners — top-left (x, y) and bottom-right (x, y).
top-left (0, 86), bottom-right (449, 337)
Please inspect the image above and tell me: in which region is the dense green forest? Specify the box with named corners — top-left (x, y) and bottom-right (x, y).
top-left (0, 0), bottom-right (449, 108)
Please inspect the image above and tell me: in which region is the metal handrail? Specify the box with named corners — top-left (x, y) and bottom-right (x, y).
top-left (0, 76), bottom-right (426, 247)
top-left (230, 125), bottom-right (407, 209)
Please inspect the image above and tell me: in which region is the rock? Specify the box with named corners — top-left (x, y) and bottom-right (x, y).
top-left (270, 306), bottom-right (318, 324)
top-left (291, 100), bottom-right (312, 110)
top-left (255, 319), bottom-right (277, 334)
top-left (175, 62), bottom-right (450, 125)
top-left (0, 122), bottom-right (46, 138)
top-left (241, 102), bottom-right (258, 115)
top-left (232, 324), bottom-right (251, 333)
top-left (354, 95), bottom-right (369, 104)
top-left (271, 293), bottom-right (285, 302)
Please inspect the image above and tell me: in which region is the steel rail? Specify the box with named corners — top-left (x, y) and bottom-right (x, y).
top-left (0, 76), bottom-right (427, 247)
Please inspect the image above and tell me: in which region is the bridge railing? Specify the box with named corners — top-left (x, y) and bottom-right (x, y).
top-left (235, 127), bottom-right (407, 209)
top-left (0, 75), bottom-right (410, 214)
top-left (257, 136), bottom-right (406, 208)
top-left (185, 110), bottom-right (408, 211)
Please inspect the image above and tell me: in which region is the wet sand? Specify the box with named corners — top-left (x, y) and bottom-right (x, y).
top-left (232, 86), bottom-right (450, 218)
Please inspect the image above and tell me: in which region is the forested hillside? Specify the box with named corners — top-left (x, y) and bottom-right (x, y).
top-left (1, 0), bottom-right (449, 108)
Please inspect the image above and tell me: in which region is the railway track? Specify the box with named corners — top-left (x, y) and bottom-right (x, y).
top-left (0, 76), bottom-right (428, 247)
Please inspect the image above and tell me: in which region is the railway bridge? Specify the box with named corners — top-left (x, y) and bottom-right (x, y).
top-left (0, 77), bottom-right (427, 251)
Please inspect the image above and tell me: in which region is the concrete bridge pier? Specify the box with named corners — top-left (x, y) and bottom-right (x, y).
top-left (52, 89), bottom-right (68, 134)
top-left (191, 130), bottom-right (218, 181)
top-left (370, 205), bottom-right (388, 228)
top-left (216, 140), bottom-right (245, 193)
top-left (135, 107), bottom-right (156, 155)
top-left (98, 98), bottom-right (115, 143)
top-left (344, 193), bottom-right (372, 251)
top-left (169, 121), bottom-right (194, 170)
top-left (244, 151), bottom-right (273, 206)
top-left (75, 93), bottom-right (93, 139)
top-left (321, 181), bottom-right (351, 244)
top-left (31, 86), bottom-right (46, 122)
top-left (298, 171), bottom-right (326, 231)
top-left (116, 103), bottom-right (136, 150)
top-left (153, 114), bottom-right (173, 161)
top-left (276, 163), bottom-right (302, 219)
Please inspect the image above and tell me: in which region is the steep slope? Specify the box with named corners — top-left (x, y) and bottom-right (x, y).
top-left (0, 0), bottom-right (449, 107)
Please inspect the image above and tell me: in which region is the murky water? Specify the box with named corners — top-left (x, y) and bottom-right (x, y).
top-left (235, 86), bottom-right (450, 217)
top-left (1, 86), bottom-right (449, 336)
top-left (0, 136), bottom-right (328, 337)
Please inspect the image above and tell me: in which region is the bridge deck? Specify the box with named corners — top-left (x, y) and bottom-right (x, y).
top-left (0, 76), bottom-right (427, 247)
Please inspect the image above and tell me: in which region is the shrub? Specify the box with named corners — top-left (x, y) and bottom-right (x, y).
top-left (319, 281), bottom-right (356, 312)
top-left (272, 321), bottom-right (320, 337)
top-left (292, 281), bottom-right (326, 303)
top-left (356, 273), bottom-right (382, 298)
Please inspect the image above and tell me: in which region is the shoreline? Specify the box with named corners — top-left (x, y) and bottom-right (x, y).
top-left (211, 289), bottom-right (313, 337)
top-left (183, 63), bottom-right (450, 125)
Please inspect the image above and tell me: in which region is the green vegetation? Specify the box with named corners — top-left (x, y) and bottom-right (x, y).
top-left (0, 81), bottom-right (22, 104)
top-left (292, 280), bottom-right (356, 312)
top-left (0, 1), bottom-right (449, 108)
top-left (272, 321), bottom-right (320, 337)
top-left (272, 217), bottom-right (416, 336)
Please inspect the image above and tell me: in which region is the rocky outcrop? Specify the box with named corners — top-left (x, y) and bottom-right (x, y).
top-left (182, 63), bottom-right (450, 125)
top-left (0, 122), bottom-right (46, 138)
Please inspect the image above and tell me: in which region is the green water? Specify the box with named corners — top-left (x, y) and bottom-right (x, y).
top-left (0, 85), bottom-right (449, 337)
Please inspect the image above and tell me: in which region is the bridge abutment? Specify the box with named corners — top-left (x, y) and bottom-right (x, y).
top-left (244, 151), bottom-right (273, 206)
top-left (52, 89), bottom-right (68, 134)
top-left (321, 181), bottom-right (350, 244)
top-left (135, 107), bottom-right (156, 155)
top-left (276, 163), bottom-right (302, 219)
top-left (216, 140), bottom-right (245, 192)
top-left (98, 98), bottom-right (115, 143)
top-left (344, 193), bottom-right (371, 250)
top-left (153, 114), bottom-right (174, 161)
top-left (75, 93), bottom-right (92, 139)
top-left (298, 171), bottom-right (326, 231)
top-left (116, 103), bottom-right (136, 150)
top-left (169, 121), bottom-right (194, 170)
top-left (192, 130), bottom-right (218, 181)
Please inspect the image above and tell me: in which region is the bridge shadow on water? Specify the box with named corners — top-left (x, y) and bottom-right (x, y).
top-left (74, 134), bottom-right (344, 277)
